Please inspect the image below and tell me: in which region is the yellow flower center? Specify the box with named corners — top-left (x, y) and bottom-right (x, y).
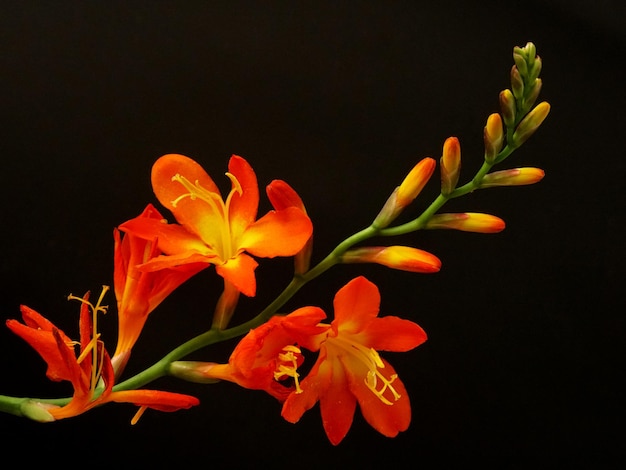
top-left (170, 172), bottom-right (243, 262)
top-left (273, 345), bottom-right (304, 394)
top-left (329, 336), bottom-right (401, 405)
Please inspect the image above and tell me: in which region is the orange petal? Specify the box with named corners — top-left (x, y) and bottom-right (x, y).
top-left (347, 358), bottom-right (411, 438)
top-left (319, 359), bottom-right (357, 445)
top-left (215, 253), bottom-right (259, 296)
top-left (332, 276), bottom-right (380, 334)
top-left (151, 154), bottom-right (223, 240)
top-left (241, 207), bottom-right (312, 258)
top-left (364, 316), bottom-right (427, 352)
top-left (120, 217), bottom-right (211, 256)
top-left (227, 155), bottom-right (259, 229)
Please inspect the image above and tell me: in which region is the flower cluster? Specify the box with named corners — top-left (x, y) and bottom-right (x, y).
top-left (1, 42), bottom-right (549, 445)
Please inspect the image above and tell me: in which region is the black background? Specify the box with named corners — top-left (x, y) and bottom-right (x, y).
top-left (1, 1), bottom-right (624, 467)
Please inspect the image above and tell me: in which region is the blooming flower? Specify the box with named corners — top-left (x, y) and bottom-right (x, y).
top-left (281, 276), bottom-right (427, 445)
top-left (119, 154), bottom-right (313, 297)
top-left (5, 290), bottom-right (199, 422)
top-left (170, 306), bottom-right (328, 401)
top-left (177, 276), bottom-right (426, 445)
top-left (113, 204), bottom-right (206, 374)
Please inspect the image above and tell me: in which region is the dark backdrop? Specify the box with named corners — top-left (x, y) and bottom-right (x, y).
top-left (1, 1), bottom-right (624, 467)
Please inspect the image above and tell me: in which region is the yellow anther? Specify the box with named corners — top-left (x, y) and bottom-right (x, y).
top-left (131, 405), bottom-right (148, 425)
top-left (274, 345), bottom-right (303, 394)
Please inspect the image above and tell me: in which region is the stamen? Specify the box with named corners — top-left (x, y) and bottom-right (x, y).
top-left (131, 405), bottom-right (148, 425)
top-left (330, 337), bottom-right (402, 405)
top-left (274, 345), bottom-right (303, 394)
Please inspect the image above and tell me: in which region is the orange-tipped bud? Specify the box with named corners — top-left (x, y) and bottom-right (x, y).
top-left (499, 89), bottom-right (516, 128)
top-left (484, 113), bottom-right (504, 163)
top-left (512, 101), bottom-right (550, 147)
top-left (341, 246), bottom-right (441, 273)
top-left (397, 157), bottom-right (437, 206)
top-left (425, 212), bottom-right (505, 233)
top-left (373, 157), bottom-right (436, 228)
top-left (481, 168), bottom-right (545, 188)
top-left (440, 137), bottom-right (461, 195)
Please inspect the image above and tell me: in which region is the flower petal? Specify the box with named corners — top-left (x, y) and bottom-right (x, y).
top-left (240, 207), bottom-right (313, 258)
top-left (215, 253), bottom-right (259, 296)
top-left (120, 217), bottom-right (211, 257)
top-left (227, 155), bottom-right (259, 230)
top-left (347, 357), bottom-right (411, 438)
top-left (318, 357), bottom-right (358, 445)
top-left (364, 316), bottom-right (428, 352)
top-left (151, 154), bottom-right (223, 242)
top-left (332, 276), bottom-right (380, 334)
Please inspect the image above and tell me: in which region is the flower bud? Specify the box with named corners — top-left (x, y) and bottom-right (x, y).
top-left (480, 168), bottom-right (545, 188)
top-left (341, 246), bottom-right (441, 273)
top-left (499, 89), bottom-right (516, 128)
top-left (511, 65), bottom-right (524, 99)
top-left (483, 113), bottom-right (504, 164)
top-left (425, 212), bottom-right (505, 233)
top-left (523, 78), bottom-right (542, 111)
top-left (512, 101), bottom-right (550, 147)
top-left (440, 137), bottom-right (461, 195)
top-left (373, 157), bottom-right (436, 228)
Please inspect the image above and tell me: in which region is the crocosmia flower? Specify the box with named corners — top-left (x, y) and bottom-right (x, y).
top-left (281, 276), bottom-right (427, 445)
top-left (119, 154), bottom-right (313, 297)
top-left (113, 204), bottom-right (206, 374)
top-left (179, 276), bottom-right (426, 445)
top-left (6, 291), bottom-right (199, 422)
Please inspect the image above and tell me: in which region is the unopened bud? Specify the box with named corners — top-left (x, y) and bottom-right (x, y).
top-left (511, 65), bottom-right (524, 99)
top-left (499, 89), bottom-right (516, 128)
top-left (484, 113), bottom-right (504, 163)
top-left (512, 101), bottom-right (550, 147)
top-left (425, 212), bottom-right (505, 233)
top-left (341, 246), bottom-right (441, 273)
top-left (440, 137), bottom-right (461, 195)
top-left (481, 168), bottom-right (545, 188)
top-left (373, 157), bottom-right (436, 228)
top-left (523, 78), bottom-right (542, 111)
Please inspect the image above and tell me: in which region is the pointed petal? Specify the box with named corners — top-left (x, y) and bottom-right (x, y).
top-left (364, 316), bottom-right (428, 352)
top-left (332, 276), bottom-right (380, 334)
top-left (318, 358), bottom-right (358, 445)
top-left (215, 253), bottom-right (259, 296)
top-left (120, 217), bottom-right (211, 256)
top-left (347, 358), bottom-right (412, 438)
top-left (140, 252), bottom-right (214, 272)
top-left (108, 389), bottom-right (200, 412)
top-left (281, 350), bottom-right (330, 424)
top-left (151, 154), bottom-right (224, 242)
top-left (228, 155), bottom-right (259, 230)
top-left (240, 208), bottom-right (313, 258)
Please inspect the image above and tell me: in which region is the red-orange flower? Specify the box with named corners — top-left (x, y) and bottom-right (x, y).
top-left (281, 276), bottom-right (427, 444)
top-left (178, 276), bottom-right (426, 445)
top-left (113, 204), bottom-right (206, 374)
top-left (119, 154), bottom-right (313, 297)
top-left (6, 292), bottom-right (199, 422)
top-left (170, 306), bottom-right (328, 401)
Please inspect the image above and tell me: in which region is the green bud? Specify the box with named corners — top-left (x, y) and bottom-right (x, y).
top-left (511, 65), bottom-right (524, 99)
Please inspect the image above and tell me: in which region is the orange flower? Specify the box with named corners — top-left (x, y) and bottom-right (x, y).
top-left (170, 306), bottom-right (328, 401)
top-left (182, 276), bottom-right (427, 445)
top-left (6, 291), bottom-right (199, 422)
top-left (281, 276), bottom-right (427, 445)
top-left (119, 154), bottom-right (313, 297)
top-left (113, 204), bottom-right (206, 374)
